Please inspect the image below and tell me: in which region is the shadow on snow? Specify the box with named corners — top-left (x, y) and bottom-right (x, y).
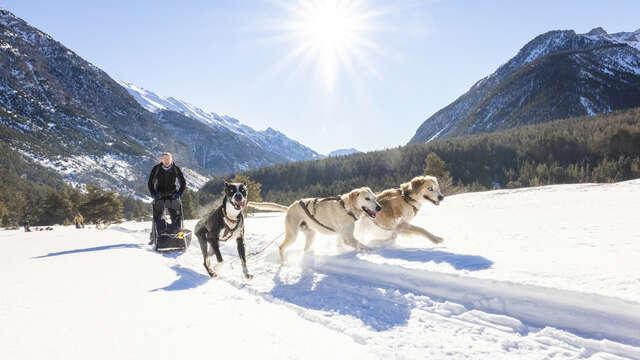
top-left (150, 264), bottom-right (209, 292)
top-left (374, 248), bottom-right (493, 271)
top-left (33, 243), bottom-right (141, 258)
top-left (267, 248), bottom-right (493, 331)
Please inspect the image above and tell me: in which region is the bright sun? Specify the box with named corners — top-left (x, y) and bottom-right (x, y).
top-left (276, 0), bottom-right (382, 88)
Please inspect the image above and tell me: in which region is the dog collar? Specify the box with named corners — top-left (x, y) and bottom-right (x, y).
top-left (401, 191), bottom-right (419, 215)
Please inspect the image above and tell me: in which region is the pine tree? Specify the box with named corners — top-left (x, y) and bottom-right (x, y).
top-left (121, 196), bottom-right (149, 221)
top-left (39, 189), bottom-right (74, 225)
top-left (6, 192), bottom-right (27, 227)
top-left (0, 199), bottom-right (7, 224)
top-left (181, 189), bottom-right (196, 219)
top-left (79, 185), bottom-right (123, 223)
top-left (423, 152), bottom-right (455, 193)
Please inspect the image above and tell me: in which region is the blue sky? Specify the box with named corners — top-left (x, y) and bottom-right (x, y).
top-left (4, 0), bottom-right (639, 154)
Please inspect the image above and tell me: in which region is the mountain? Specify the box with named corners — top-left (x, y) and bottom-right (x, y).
top-left (118, 81), bottom-right (321, 163)
top-left (409, 27), bottom-right (640, 144)
top-left (328, 148), bottom-right (361, 157)
top-left (0, 8), bottom-right (318, 197)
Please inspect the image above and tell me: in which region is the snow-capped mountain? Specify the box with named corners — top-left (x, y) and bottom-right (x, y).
top-left (327, 148), bottom-right (361, 157)
top-left (0, 8), bottom-right (318, 196)
top-left (409, 27), bottom-right (640, 144)
top-left (118, 81), bottom-right (320, 163)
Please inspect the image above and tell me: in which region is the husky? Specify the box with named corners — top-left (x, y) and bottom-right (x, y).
top-left (194, 182), bottom-right (252, 279)
top-left (248, 187), bottom-right (381, 263)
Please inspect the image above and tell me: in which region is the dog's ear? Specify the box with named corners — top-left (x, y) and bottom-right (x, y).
top-left (348, 189), bottom-right (360, 206)
top-left (400, 181), bottom-right (411, 195)
top-left (224, 181), bottom-right (229, 188)
top-left (410, 177), bottom-right (426, 192)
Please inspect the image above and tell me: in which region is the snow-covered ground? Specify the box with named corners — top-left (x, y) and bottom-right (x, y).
top-left (2, 180), bottom-right (640, 359)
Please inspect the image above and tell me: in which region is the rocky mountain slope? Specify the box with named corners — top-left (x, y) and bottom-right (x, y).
top-left (118, 81), bottom-right (320, 163)
top-left (409, 27), bottom-right (640, 144)
top-left (0, 8), bottom-right (318, 196)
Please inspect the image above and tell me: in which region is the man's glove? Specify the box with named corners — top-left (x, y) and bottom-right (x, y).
top-left (151, 193), bottom-right (161, 200)
top-left (173, 192), bottom-right (183, 200)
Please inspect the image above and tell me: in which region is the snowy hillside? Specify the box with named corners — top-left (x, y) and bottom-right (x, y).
top-left (328, 148), bottom-right (362, 157)
top-left (0, 8), bottom-right (320, 197)
top-left (118, 81), bottom-right (321, 162)
top-left (409, 27), bottom-right (640, 144)
top-left (3, 180), bottom-right (640, 359)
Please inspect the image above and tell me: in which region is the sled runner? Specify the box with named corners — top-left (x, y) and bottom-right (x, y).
top-left (150, 198), bottom-right (191, 252)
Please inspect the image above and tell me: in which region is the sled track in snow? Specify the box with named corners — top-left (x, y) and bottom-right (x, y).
top-left (168, 238), bottom-right (640, 349)
top-left (146, 223), bottom-right (640, 358)
top-left (191, 249), bottom-right (640, 359)
top-left (312, 254), bottom-right (640, 347)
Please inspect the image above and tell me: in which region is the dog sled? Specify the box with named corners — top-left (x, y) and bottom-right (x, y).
top-left (150, 197), bottom-right (192, 252)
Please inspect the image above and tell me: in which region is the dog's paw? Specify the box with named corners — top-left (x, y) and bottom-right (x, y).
top-left (244, 273), bottom-right (254, 281)
top-left (207, 271), bottom-right (218, 278)
top-left (431, 236), bottom-right (444, 244)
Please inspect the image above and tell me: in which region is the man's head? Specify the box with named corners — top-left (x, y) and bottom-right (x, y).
top-left (161, 152), bottom-right (173, 167)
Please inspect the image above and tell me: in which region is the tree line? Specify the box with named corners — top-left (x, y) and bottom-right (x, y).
top-left (199, 107), bottom-right (640, 205)
top-left (3, 106), bottom-right (638, 226)
top-left (0, 142), bottom-right (150, 227)
top-left (0, 183), bottom-right (150, 227)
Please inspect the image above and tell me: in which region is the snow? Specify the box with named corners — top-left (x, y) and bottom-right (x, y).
top-left (15, 148), bottom-right (207, 195)
top-left (116, 80), bottom-right (319, 161)
top-left (180, 166), bottom-right (209, 191)
top-left (18, 150), bottom-right (137, 181)
top-left (116, 79), bottom-right (248, 133)
top-left (2, 180), bottom-right (639, 359)
top-left (427, 127), bottom-right (446, 142)
top-left (25, 61), bottom-right (53, 109)
top-left (328, 148), bottom-right (362, 157)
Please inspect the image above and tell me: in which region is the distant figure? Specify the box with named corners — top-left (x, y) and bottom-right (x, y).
top-left (147, 152), bottom-right (186, 244)
top-left (23, 218), bottom-right (31, 232)
top-left (74, 213), bottom-right (85, 229)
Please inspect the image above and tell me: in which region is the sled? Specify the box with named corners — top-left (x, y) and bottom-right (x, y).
top-left (150, 198), bottom-right (191, 252)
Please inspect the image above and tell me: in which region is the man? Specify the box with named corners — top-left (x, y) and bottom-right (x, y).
top-left (148, 152), bottom-right (187, 244)
top-left (23, 217), bottom-right (31, 232)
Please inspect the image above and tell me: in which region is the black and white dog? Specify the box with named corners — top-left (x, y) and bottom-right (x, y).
top-left (194, 182), bottom-right (253, 280)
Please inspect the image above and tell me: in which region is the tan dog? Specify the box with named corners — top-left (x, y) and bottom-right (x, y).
top-left (248, 187), bottom-right (381, 263)
top-left (358, 176), bottom-right (445, 246)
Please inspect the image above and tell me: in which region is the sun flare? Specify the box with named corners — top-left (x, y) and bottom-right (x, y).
top-left (275, 0), bottom-right (383, 88)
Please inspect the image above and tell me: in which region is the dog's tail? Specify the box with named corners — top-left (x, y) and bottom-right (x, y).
top-left (247, 201), bottom-right (288, 212)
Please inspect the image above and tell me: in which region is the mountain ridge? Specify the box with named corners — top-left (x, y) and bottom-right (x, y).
top-left (0, 8), bottom-right (320, 196)
top-left (409, 27), bottom-right (640, 144)
top-left (118, 81), bottom-right (321, 163)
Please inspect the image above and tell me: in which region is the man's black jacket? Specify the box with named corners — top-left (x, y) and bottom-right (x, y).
top-left (148, 163), bottom-right (186, 197)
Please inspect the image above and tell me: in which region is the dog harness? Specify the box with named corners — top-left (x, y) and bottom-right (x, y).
top-left (220, 205), bottom-right (243, 241)
top-left (299, 197), bottom-right (357, 232)
top-left (401, 191), bottom-right (420, 215)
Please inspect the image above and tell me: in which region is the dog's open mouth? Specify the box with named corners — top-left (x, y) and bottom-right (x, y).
top-left (362, 206), bottom-right (377, 218)
top-left (232, 200), bottom-right (245, 210)
top-left (424, 195), bottom-right (440, 206)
